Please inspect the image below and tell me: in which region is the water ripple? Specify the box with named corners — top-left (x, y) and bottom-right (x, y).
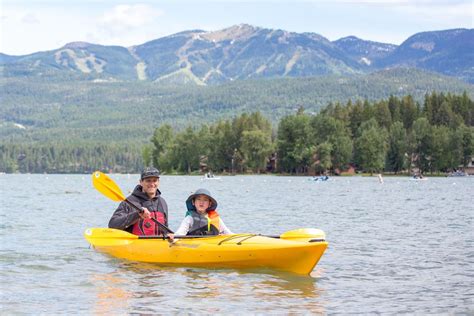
top-left (0, 175), bottom-right (473, 314)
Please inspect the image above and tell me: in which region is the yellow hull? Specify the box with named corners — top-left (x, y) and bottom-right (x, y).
top-left (84, 228), bottom-right (328, 275)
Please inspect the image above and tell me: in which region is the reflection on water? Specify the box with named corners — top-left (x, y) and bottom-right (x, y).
top-left (93, 274), bottom-right (132, 315)
top-left (91, 261), bottom-right (326, 314)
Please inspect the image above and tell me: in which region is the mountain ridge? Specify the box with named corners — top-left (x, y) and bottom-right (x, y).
top-left (1, 25), bottom-right (472, 83)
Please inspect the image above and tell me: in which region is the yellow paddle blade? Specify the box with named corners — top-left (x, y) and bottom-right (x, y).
top-left (280, 228), bottom-right (326, 241)
top-left (92, 171), bottom-right (126, 202)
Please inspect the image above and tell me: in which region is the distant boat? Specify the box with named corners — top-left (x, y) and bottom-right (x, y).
top-left (308, 175), bottom-right (329, 182)
top-left (409, 175), bottom-right (428, 181)
top-left (448, 170), bottom-right (468, 177)
top-left (202, 173), bottom-right (221, 180)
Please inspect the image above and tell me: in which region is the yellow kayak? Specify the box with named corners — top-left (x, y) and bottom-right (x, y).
top-left (84, 228), bottom-right (328, 275)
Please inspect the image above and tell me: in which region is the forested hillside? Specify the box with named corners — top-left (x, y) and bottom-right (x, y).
top-left (1, 92), bottom-right (472, 175)
top-left (2, 68), bottom-right (472, 145)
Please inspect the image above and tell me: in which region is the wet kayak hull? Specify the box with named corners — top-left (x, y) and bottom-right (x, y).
top-left (84, 228), bottom-right (328, 275)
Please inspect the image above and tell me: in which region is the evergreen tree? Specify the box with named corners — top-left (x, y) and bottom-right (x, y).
top-left (349, 100), bottom-right (364, 137)
top-left (240, 130), bottom-right (273, 173)
top-left (410, 117), bottom-right (433, 173)
top-left (354, 119), bottom-right (388, 174)
top-left (151, 124), bottom-right (174, 171)
top-left (460, 125), bottom-right (474, 167)
top-left (276, 112), bottom-right (312, 174)
top-left (374, 101), bottom-right (392, 130)
top-left (314, 142), bottom-right (332, 174)
top-left (400, 95), bottom-right (419, 129)
top-left (386, 122), bottom-right (407, 173)
top-left (388, 95), bottom-right (401, 123)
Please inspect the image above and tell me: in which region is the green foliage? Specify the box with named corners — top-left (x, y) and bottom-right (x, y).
top-left (309, 115), bottom-right (352, 171)
top-left (1, 90), bottom-right (473, 175)
top-left (241, 130), bottom-right (273, 173)
top-left (151, 125), bottom-right (175, 171)
top-left (386, 122), bottom-right (408, 173)
top-left (208, 120), bottom-right (238, 172)
top-left (399, 95), bottom-right (420, 129)
top-left (460, 125), bottom-right (474, 166)
top-left (374, 101), bottom-right (392, 130)
top-left (411, 117), bottom-right (433, 173)
top-left (314, 142), bottom-right (333, 173)
top-left (1, 70), bottom-right (472, 146)
top-left (276, 112), bottom-right (313, 174)
top-left (354, 119), bottom-right (388, 173)
top-left (0, 142), bottom-right (143, 173)
top-left (146, 112), bottom-right (274, 174)
top-left (142, 145), bottom-right (153, 167)
top-left (171, 127), bottom-right (200, 173)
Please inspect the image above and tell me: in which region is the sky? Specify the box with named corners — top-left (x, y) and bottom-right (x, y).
top-left (1, 0), bottom-right (473, 56)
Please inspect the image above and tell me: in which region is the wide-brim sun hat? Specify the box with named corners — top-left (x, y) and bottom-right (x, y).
top-left (186, 188), bottom-right (218, 211)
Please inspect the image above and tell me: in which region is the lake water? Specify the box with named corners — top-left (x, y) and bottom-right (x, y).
top-left (1, 174), bottom-right (473, 314)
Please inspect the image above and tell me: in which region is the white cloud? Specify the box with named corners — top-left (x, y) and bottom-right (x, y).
top-left (1, 6), bottom-right (97, 54)
top-left (99, 4), bottom-right (163, 28)
top-left (393, 2), bottom-right (473, 22)
top-left (84, 4), bottom-right (165, 48)
top-left (317, 0), bottom-right (473, 30)
top-left (21, 13), bottom-right (39, 24)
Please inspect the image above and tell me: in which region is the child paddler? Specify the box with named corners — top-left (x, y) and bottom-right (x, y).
top-left (168, 188), bottom-right (233, 240)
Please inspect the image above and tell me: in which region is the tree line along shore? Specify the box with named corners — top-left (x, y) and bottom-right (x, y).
top-left (1, 91), bottom-right (472, 175)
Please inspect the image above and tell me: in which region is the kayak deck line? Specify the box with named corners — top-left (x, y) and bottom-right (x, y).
top-left (136, 234), bottom-right (326, 244)
top-left (217, 234), bottom-right (327, 245)
top-left (218, 234), bottom-right (258, 245)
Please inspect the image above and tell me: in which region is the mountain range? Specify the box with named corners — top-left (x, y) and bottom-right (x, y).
top-left (1, 24), bottom-right (473, 84)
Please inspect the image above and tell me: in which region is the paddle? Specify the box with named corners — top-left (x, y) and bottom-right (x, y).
top-left (218, 228), bottom-right (326, 243)
top-left (92, 171), bottom-right (174, 234)
top-left (271, 228), bottom-right (325, 241)
top-left (85, 227), bottom-right (325, 243)
top-left (84, 227), bottom-right (204, 242)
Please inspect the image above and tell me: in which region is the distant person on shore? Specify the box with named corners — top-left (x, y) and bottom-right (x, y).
top-left (108, 167), bottom-right (169, 236)
top-left (168, 188), bottom-right (233, 240)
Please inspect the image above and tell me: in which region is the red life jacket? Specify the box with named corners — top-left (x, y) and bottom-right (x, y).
top-left (131, 211), bottom-right (166, 236)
